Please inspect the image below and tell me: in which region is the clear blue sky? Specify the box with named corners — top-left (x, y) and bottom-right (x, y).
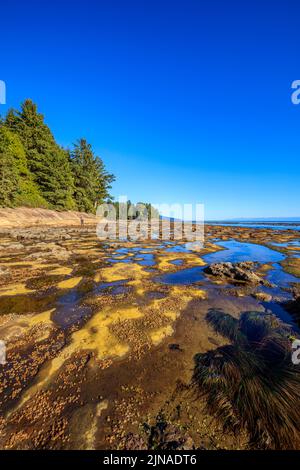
top-left (1, 0), bottom-right (300, 219)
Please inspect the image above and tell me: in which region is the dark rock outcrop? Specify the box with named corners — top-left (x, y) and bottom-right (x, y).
top-left (122, 422), bottom-right (194, 450)
top-left (204, 261), bottom-right (267, 284)
top-left (284, 285), bottom-right (300, 322)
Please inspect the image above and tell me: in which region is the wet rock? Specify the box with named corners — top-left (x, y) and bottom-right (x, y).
top-left (169, 343), bottom-right (182, 351)
top-left (291, 284), bottom-right (300, 299)
top-left (204, 261), bottom-right (265, 284)
top-left (287, 297), bottom-right (300, 316)
top-left (149, 422), bottom-right (194, 450)
top-left (143, 414), bottom-right (195, 450)
top-left (283, 287), bottom-right (300, 321)
top-left (122, 433), bottom-right (148, 450)
top-left (162, 425), bottom-right (194, 450)
top-left (253, 292), bottom-right (272, 302)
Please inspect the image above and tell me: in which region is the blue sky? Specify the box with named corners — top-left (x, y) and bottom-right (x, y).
top-left (1, 0), bottom-right (300, 219)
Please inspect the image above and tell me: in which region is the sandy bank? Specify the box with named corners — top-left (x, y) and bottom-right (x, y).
top-left (0, 207), bottom-right (97, 229)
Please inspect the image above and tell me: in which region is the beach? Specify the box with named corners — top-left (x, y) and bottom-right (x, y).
top-left (0, 217), bottom-right (299, 449)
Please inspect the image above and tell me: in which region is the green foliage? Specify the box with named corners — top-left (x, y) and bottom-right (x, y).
top-left (0, 100), bottom-right (115, 212)
top-left (192, 309), bottom-right (300, 449)
top-left (112, 200), bottom-right (160, 220)
top-left (0, 126), bottom-right (20, 206)
top-left (5, 100), bottom-right (75, 210)
top-left (0, 125), bottom-right (46, 207)
top-left (70, 138), bottom-right (115, 213)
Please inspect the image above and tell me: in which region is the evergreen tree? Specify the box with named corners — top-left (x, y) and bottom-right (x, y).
top-left (70, 139), bottom-right (114, 213)
top-left (112, 200), bottom-right (159, 220)
top-left (5, 100), bottom-right (75, 209)
top-left (0, 125), bottom-right (46, 207)
top-left (1, 100), bottom-right (115, 213)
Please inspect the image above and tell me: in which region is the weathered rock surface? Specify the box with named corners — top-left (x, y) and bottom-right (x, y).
top-left (284, 285), bottom-right (300, 320)
top-left (3, 242), bottom-right (25, 251)
top-left (0, 266), bottom-right (10, 278)
top-left (0, 207), bottom-right (97, 230)
top-left (10, 226), bottom-right (94, 242)
top-left (156, 424), bottom-right (194, 450)
top-left (252, 292), bottom-right (272, 302)
top-left (123, 422), bottom-right (195, 450)
top-left (25, 244), bottom-right (70, 261)
top-left (122, 433), bottom-right (148, 450)
top-left (204, 261), bottom-right (266, 284)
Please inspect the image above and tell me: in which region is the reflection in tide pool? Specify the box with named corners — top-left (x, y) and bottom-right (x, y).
top-left (203, 240), bottom-right (285, 264)
top-left (266, 263), bottom-right (299, 287)
top-left (271, 240), bottom-right (300, 247)
top-left (134, 253), bottom-right (156, 266)
top-left (154, 267), bottom-right (205, 285)
top-left (169, 259), bottom-right (184, 266)
top-left (165, 245), bottom-right (191, 253)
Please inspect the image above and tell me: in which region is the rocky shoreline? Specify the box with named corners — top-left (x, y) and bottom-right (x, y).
top-left (0, 221), bottom-right (299, 449)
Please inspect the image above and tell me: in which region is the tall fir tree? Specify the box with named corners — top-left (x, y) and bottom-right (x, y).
top-left (5, 100), bottom-right (75, 210)
top-left (0, 125), bottom-right (46, 207)
top-left (70, 139), bottom-right (115, 213)
top-left (1, 99), bottom-right (116, 212)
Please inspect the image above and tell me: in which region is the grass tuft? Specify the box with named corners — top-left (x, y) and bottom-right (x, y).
top-left (192, 309), bottom-right (300, 449)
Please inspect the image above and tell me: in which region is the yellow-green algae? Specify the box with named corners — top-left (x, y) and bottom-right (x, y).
top-left (281, 258), bottom-right (300, 278)
top-left (149, 324), bottom-right (174, 345)
top-left (57, 276), bottom-right (82, 289)
top-left (0, 283), bottom-right (34, 297)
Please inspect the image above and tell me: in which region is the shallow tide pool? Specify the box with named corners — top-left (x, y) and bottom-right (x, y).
top-left (203, 240), bottom-right (285, 264)
top-left (154, 267), bottom-right (205, 285)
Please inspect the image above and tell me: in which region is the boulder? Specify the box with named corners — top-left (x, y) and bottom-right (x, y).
top-left (204, 261), bottom-right (264, 284)
top-left (253, 292), bottom-right (272, 302)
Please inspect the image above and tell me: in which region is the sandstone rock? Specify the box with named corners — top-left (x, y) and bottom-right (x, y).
top-left (49, 246), bottom-right (70, 261)
top-left (146, 418), bottom-right (195, 450)
top-left (283, 286), bottom-right (300, 320)
top-left (151, 423), bottom-right (194, 450)
top-left (204, 261), bottom-right (264, 284)
top-left (253, 292), bottom-right (272, 302)
top-left (122, 433), bottom-right (147, 450)
top-left (0, 266), bottom-right (10, 278)
top-left (4, 242), bottom-right (25, 251)
top-left (25, 252), bottom-right (48, 261)
top-left (25, 244), bottom-right (70, 261)
top-left (163, 425), bottom-right (193, 449)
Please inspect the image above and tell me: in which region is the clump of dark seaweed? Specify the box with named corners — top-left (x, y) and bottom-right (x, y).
top-left (192, 309), bottom-right (300, 449)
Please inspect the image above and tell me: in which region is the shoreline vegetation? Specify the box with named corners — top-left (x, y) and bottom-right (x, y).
top-left (0, 100), bottom-right (158, 220)
top-left (0, 100), bottom-right (114, 212)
